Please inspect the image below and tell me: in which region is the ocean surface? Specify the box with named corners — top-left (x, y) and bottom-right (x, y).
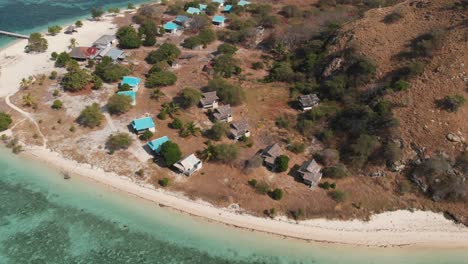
top-left (0, 149), bottom-right (467, 263)
top-left (0, 0), bottom-right (149, 48)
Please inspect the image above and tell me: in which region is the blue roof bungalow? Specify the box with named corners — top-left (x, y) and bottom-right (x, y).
top-left (163, 21), bottom-right (179, 34)
top-left (147, 136), bottom-right (170, 154)
top-left (131, 117), bottom-right (156, 134)
top-left (212, 15), bottom-right (226, 27)
top-left (199, 4), bottom-right (207, 11)
top-left (121, 76), bottom-right (141, 91)
top-left (117, 91), bottom-right (137, 106)
top-left (212, 0), bottom-right (225, 7)
top-left (238, 0), bottom-right (250, 6)
top-left (186, 7), bottom-right (201, 15)
top-left (223, 5), bottom-right (232, 13)
top-left (175, 15), bottom-right (191, 26)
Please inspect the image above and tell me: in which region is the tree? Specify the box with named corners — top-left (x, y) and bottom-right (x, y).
top-left (206, 121), bottom-right (229, 140)
top-left (92, 74), bottom-right (103, 90)
top-left (436, 95), bottom-right (465, 112)
top-left (198, 28), bottom-right (216, 46)
top-left (139, 130), bottom-right (154, 141)
top-left (180, 121), bottom-right (201, 137)
top-left (322, 164), bottom-right (349, 179)
top-left (217, 43), bottom-right (238, 55)
top-left (75, 20), bottom-right (83, 27)
top-left (205, 78), bottom-right (245, 106)
top-left (159, 177), bottom-right (170, 187)
top-left (160, 141), bottom-right (182, 166)
top-left (91, 8), bottom-right (104, 21)
top-left (61, 68), bottom-right (93, 92)
top-left (161, 102), bottom-right (180, 117)
top-left (77, 103), bottom-right (104, 128)
top-left (201, 143), bottom-right (238, 164)
top-left (55, 52), bottom-right (71, 67)
top-left (169, 118), bottom-right (183, 129)
top-left (94, 56), bottom-right (130, 82)
top-left (150, 89), bottom-right (165, 101)
top-left (274, 155), bottom-right (289, 172)
top-left (213, 55), bottom-right (241, 78)
top-left (106, 133), bottom-right (133, 152)
top-left (49, 71), bottom-right (58, 80)
top-left (22, 93), bottom-right (36, 108)
top-left (145, 71), bottom-right (177, 88)
top-left (0, 112), bottom-right (12, 132)
top-left (51, 100), bottom-right (63, 110)
top-left (329, 190), bottom-right (347, 203)
top-left (189, 15), bottom-right (211, 32)
top-left (145, 43), bottom-right (181, 64)
top-left (268, 61), bottom-right (295, 82)
top-left (179, 88), bottom-right (202, 108)
top-left (269, 188), bottom-right (283, 200)
top-left (181, 37), bottom-right (202, 49)
top-left (348, 134), bottom-right (380, 168)
top-left (116, 26), bottom-right (142, 49)
top-left (48, 25), bottom-right (62, 36)
top-left (68, 38), bottom-right (78, 49)
top-left (107, 94), bottom-right (133, 115)
top-left (25, 33), bottom-right (48, 53)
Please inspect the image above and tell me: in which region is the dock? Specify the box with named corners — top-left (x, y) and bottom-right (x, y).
top-left (0, 30), bottom-right (29, 39)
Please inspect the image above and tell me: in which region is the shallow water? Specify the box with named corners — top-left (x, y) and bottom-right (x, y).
top-left (0, 148), bottom-right (467, 263)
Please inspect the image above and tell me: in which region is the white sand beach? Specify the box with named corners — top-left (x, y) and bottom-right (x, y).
top-left (1, 10), bottom-right (468, 249)
top-left (21, 145), bottom-right (468, 248)
top-left (0, 16), bottom-right (117, 98)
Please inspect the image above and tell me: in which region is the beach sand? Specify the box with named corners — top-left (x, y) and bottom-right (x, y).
top-left (1, 10), bottom-right (468, 249)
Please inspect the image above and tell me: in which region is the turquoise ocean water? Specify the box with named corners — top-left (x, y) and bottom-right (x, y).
top-left (0, 148), bottom-right (467, 263)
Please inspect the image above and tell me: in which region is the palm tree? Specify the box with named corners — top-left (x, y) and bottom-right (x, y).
top-left (200, 144), bottom-right (215, 162)
top-left (150, 89), bottom-right (165, 101)
top-left (162, 102), bottom-right (180, 117)
top-left (68, 38), bottom-right (78, 49)
top-left (20, 78), bottom-right (29, 89)
top-left (22, 93), bottom-right (36, 107)
top-left (180, 121), bottom-right (201, 137)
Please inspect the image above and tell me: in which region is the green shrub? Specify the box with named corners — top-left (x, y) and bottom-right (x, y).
top-left (252, 61), bottom-right (264, 70)
top-left (329, 189), bottom-right (347, 202)
top-left (139, 130), bottom-right (154, 141)
top-left (169, 118), bottom-right (183, 129)
top-left (181, 36), bottom-right (202, 49)
top-left (268, 61), bottom-right (295, 83)
top-left (160, 141), bottom-right (182, 166)
top-left (26, 33), bottom-right (48, 53)
top-left (48, 25), bottom-right (62, 36)
top-left (145, 71), bottom-right (177, 87)
top-left (205, 78), bottom-right (245, 106)
top-left (287, 142), bottom-right (305, 154)
top-left (55, 52), bottom-right (71, 67)
top-left (77, 103), bottom-right (104, 128)
top-left (248, 179), bottom-right (257, 187)
top-left (322, 164), bottom-right (349, 179)
top-left (107, 94), bottom-right (133, 115)
top-left (383, 11), bottom-right (403, 24)
top-left (145, 43), bottom-right (181, 64)
top-left (61, 68), bottom-right (92, 92)
top-left (157, 110), bottom-right (168, 120)
top-left (179, 88), bottom-right (202, 108)
top-left (197, 28), bottom-right (216, 46)
top-left (75, 20), bottom-right (83, 27)
top-left (205, 121), bottom-right (229, 141)
top-left (51, 100), bottom-right (63, 110)
top-left (318, 181), bottom-right (331, 190)
top-left (274, 155), bottom-right (289, 172)
top-left (269, 188), bottom-right (283, 200)
top-left (217, 43), bottom-right (238, 55)
top-left (0, 112), bottom-right (12, 132)
top-left (436, 95), bottom-right (465, 112)
top-left (254, 180), bottom-right (269, 195)
top-left (392, 80), bottom-right (410, 91)
top-left (94, 57), bottom-right (130, 82)
top-left (213, 54), bottom-right (241, 78)
top-left (159, 177), bottom-right (170, 187)
top-left (52, 89), bottom-right (59, 96)
top-left (106, 133), bottom-right (133, 152)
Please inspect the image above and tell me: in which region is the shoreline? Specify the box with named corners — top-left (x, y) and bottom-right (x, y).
top-left (20, 145), bottom-right (468, 249)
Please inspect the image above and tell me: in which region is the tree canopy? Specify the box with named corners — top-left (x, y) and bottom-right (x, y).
top-left (25, 33), bottom-right (48, 53)
top-left (205, 78), bottom-right (245, 106)
top-left (106, 133), bottom-right (133, 152)
top-left (77, 103), bottom-right (104, 128)
top-left (0, 112), bottom-right (12, 132)
top-left (179, 88), bottom-right (202, 108)
top-left (116, 26), bottom-right (142, 49)
top-left (61, 68), bottom-right (93, 92)
top-left (94, 56), bottom-right (130, 82)
top-left (145, 71), bottom-right (177, 88)
top-left (145, 43), bottom-right (181, 65)
top-left (107, 94), bottom-right (133, 115)
top-left (160, 141), bottom-right (182, 166)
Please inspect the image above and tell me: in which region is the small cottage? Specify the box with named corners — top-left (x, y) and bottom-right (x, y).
top-left (93, 35), bottom-right (116, 48)
top-left (212, 16), bottom-right (226, 27)
top-left (213, 104), bottom-right (233, 122)
top-left (147, 136), bottom-right (170, 154)
top-left (261, 143), bottom-right (283, 170)
top-left (69, 47), bottom-right (99, 60)
top-left (200, 91), bottom-right (219, 109)
top-left (238, 0), bottom-right (250, 6)
top-left (163, 21), bottom-right (179, 34)
top-left (175, 15), bottom-right (191, 27)
top-left (223, 5), bottom-right (232, 13)
top-left (230, 120), bottom-right (250, 140)
top-left (131, 117), bottom-right (156, 134)
top-left (297, 159), bottom-right (322, 188)
top-left (199, 4), bottom-right (207, 11)
top-left (121, 76), bottom-right (141, 91)
top-left (186, 7), bottom-right (201, 15)
top-left (174, 154), bottom-right (203, 176)
top-left (298, 94), bottom-right (320, 111)
top-left (97, 47), bottom-right (125, 61)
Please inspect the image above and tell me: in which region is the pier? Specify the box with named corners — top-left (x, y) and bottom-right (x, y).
top-left (0, 30), bottom-right (29, 39)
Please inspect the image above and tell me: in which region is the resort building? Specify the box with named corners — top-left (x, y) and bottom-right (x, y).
top-left (212, 16), bottom-right (226, 27)
top-left (212, 0), bottom-right (225, 7)
top-left (93, 35), bottom-right (116, 48)
top-left (121, 76), bottom-right (141, 91)
top-left (200, 91), bottom-right (219, 109)
top-left (199, 4), bottom-right (207, 11)
top-left (298, 94), bottom-right (320, 111)
top-left (96, 47), bottom-right (125, 61)
top-left (69, 47), bottom-right (99, 60)
top-left (261, 143), bottom-right (283, 170)
top-left (213, 104), bottom-right (233, 122)
top-left (163, 21), bottom-right (180, 34)
top-left (174, 154), bottom-right (203, 176)
top-left (175, 15), bottom-right (191, 27)
top-left (238, 0), bottom-right (251, 6)
top-left (223, 5), bottom-right (232, 13)
top-left (147, 136), bottom-right (170, 154)
top-left (230, 120), bottom-right (250, 140)
top-left (117, 91), bottom-right (137, 106)
top-left (131, 117), bottom-right (156, 134)
top-left (186, 7), bottom-right (201, 15)
top-left (297, 159), bottom-right (323, 188)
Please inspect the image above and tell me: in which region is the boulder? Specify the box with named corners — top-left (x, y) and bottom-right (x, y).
top-left (446, 133), bottom-right (465, 143)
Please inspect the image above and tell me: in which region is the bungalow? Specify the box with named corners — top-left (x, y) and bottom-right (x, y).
top-left (117, 91), bottom-right (137, 106)
top-left (212, 15), bottom-right (226, 27)
top-left (131, 117), bottom-right (156, 134)
top-left (175, 15), bottom-right (191, 27)
top-left (186, 7), bottom-right (201, 15)
top-left (297, 159), bottom-right (322, 188)
top-left (64, 25), bottom-right (77, 34)
top-left (69, 47), bottom-right (99, 60)
top-left (174, 154), bottom-right (203, 176)
top-left (212, 0), bottom-right (225, 7)
top-left (298, 94), bottom-right (320, 111)
top-left (238, 0), bottom-right (251, 6)
top-left (121, 76), bottom-right (141, 91)
top-left (147, 136), bottom-right (170, 154)
top-left (199, 91), bottom-right (219, 109)
top-left (223, 5), bottom-right (232, 13)
top-left (261, 143), bottom-right (283, 170)
top-left (97, 47), bottom-right (126, 61)
top-left (213, 104), bottom-right (233, 122)
top-left (199, 4), bottom-right (207, 11)
top-left (230, 120), bottom-right (250, 140)
top-left (163, 21), bottom-right (180, 34)
top-left (93, 35), bottom-right (116, 48)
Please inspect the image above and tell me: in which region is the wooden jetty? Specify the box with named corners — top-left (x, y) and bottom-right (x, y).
top-left (0, 30), bottom-right (29, 39)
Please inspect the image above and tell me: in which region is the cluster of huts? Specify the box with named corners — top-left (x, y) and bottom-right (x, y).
top-left (69, 34), bottom-right (126, 62)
